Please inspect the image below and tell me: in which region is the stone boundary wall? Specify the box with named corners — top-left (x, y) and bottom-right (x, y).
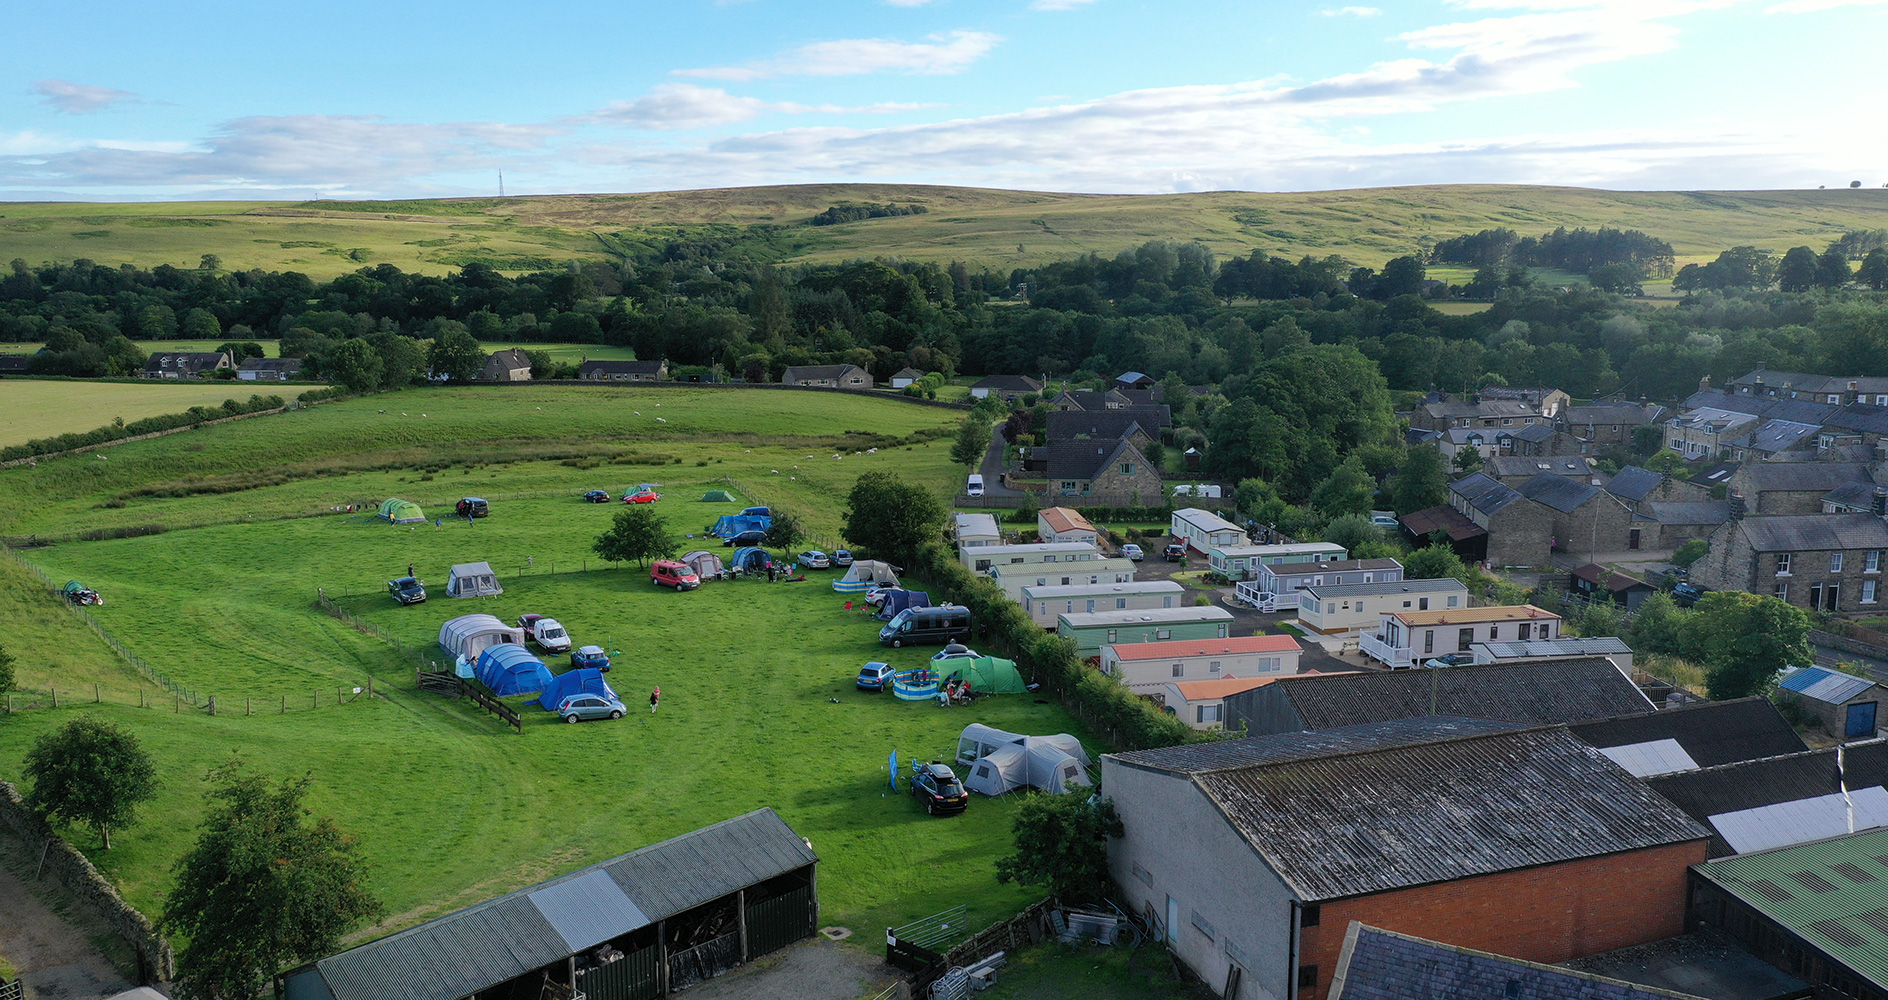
top-left (1811, 628), bottom-right (1888, 662)
top-left (941, 895), bottom-right (1062, 969)
top-left (0, 780), bottom-right (173, 983)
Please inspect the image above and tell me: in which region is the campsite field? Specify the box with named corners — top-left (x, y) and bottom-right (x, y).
top-left (0, 384), bottom-right (1073, 947)
top-left (0, 380), bottom-right (321, 448)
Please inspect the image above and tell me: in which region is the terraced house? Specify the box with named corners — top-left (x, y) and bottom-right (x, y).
top-left (1690, 509), bottom-right (1888, 614)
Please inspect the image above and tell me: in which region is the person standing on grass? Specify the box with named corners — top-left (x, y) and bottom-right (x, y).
top-left (650, 686), bottom-right (660, 714)
top-left (407, 563), bottom-right (414, 578)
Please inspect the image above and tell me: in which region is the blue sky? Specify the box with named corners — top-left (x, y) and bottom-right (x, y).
top-left (3, 0), bottom-right (1883, 200)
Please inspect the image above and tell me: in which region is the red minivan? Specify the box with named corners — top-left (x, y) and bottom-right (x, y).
top-left (650, 560), bottom-right (701, 590)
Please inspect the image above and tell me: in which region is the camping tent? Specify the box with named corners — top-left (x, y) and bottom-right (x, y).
top-left (438, 613), bottom-right (522, 659)
top-left (876, 589), bottom-right (930, 618)
top-left (378, 498), bottom-right (425, 524)
top-left (680, 549), bottom-right (726, 577)
top-left (536, 668), bottom-right (619, 712)
top-left (474, 644), bottom-right (554, 697)
top-left (834, 559), bottom-right (901, 593)
top-left (729, 546), bottom-right (772, 572)
top-left (699, 490), bottom-right (737, 502)
top-left (709, 514), bottom-right (773, 537)
top-left (939, 656), bottom-right (1027, 695)
top-left (955, 726), bottom-right (1092, 796)
top-left (445, 562), bottom-right (503, 598)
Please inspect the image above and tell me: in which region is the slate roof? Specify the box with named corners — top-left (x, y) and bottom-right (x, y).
top-left (971, 374), bottom-right (1043, 393)
top-left (236, 357), bottom-right (304, 373)
top-left (1044, 437), bottom-right (1140, 480)
top-left (890, 367), bottom-right (923, 380)
top-left (1645, 501), bottom-right (1730, 526)
top-left (1044, 410), bottom-right (1154, 444)
top-left (1692, 827), bottom-right (1888, 987)
top-left (1328, 923), bottom-right (1710, 1000)
top-left (1517, 471), bottom-right (1600, 512)
top-left (1734, 514), bottom-right (1888, 553)
top-left (781, 364), bottom-right (867, 382)
top-left (1398, 504), bottom-right (1485, 542)
top-left (1451, 473), bottom-right (1521, 515)
top-left (1234, 657), bottom-right (1654, 732)
top-left (1422, 399), bottom-right (1540, 421)
top-left (0, 355), bottom-right (31, 374)
top-left (1822, 403), bottom-right (1888, 436)
top-left (143, 351), bottom-right (229, 374)
top-left (1823, 481), bottom-right (1886, 512)
top-left (1570, 698), bottom-right (1808, 770)
top-left (1486, 455), bottom-right (1593, 480)
top-left (578, 359), bottom-right (664, 375)
top-left (1188, 726), bottom-right (1708, 902)
top-left (1565, 402), bottom-right (1668, 427)
top-left (1053, 388), bottom-right (1133, 410)
top-left (1760, 398), bottom-right (1841, 424)
top-left (1737, 462), bottom-right (1872, 493)
top-left (1727, 418), bottom-right (1822, 454)
top-left (1646, 741), bottom-right (1888, 857)
top-left (1606, 466), bottom-right (1663, 502)
top-left (1571, 563), bottom-right (1654, 594)
top-left (1509, 422), bottom-right (1558, 443)
top-left (296, 809), bottom-right (816, 1000)
top-left (1779, 665), bottom-right (1880, 704)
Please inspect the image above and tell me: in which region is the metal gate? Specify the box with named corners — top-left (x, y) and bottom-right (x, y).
top-left (668, 930), bottom-right (741, 991)
top-left (0, 979), bottom-right (21, 1000)
top-left (746, 885), bottom-right (813, 958)
top-left (578, 946), bottom-right (659, 1000)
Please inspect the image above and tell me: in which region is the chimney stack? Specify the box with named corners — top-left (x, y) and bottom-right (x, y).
top-left (1699, 374), bottom-right (1712, 392)
top-left (1729, 491), bottom-right (1747, 521)
top-left (1874, 488), bottom-right (1886, 517)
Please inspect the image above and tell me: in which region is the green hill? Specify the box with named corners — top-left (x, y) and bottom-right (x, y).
top-left (6, 183), bottom-right (1888, 277)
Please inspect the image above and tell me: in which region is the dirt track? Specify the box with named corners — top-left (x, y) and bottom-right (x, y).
top-left (0, 828), bottom-right (137, 1000)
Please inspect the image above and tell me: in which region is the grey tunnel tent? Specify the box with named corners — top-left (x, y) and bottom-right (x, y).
top-left (954, 724), bottom-right (1092, 796)
top-left (438, 613), bottom-right (523, 661)
top-left (445, 561), bottom-right (502, 598)
top-left (680, 549), bottom-right (726, 577)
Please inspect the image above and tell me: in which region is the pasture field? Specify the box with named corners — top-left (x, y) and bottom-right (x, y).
top-left (3, 341), bottom-right (639, 364)
top-left (0, 380), bottom-right (322, 448)
top-left (0, 385), bottom-right (1071, 947)
top-left (8, 183), bottom-right (1887, 276)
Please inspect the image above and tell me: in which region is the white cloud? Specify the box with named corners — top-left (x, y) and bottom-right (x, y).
top-left (581, 84), bottom-right (935, 129)
top-left (1319, 6), bottom-right (1382, 16)
top-left (1766, 0), bottom-right (1888, 12)
top-left (677, 30), bottom-right (1000, 80)
top-left (33, 79), bottom-right (141, 114)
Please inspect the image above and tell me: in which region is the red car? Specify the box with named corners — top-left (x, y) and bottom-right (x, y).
top-left (624, 490), bottom-right (660, 504)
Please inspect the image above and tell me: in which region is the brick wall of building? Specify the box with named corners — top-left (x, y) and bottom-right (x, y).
top-left (1293, 839), bottom-right (1706, 999)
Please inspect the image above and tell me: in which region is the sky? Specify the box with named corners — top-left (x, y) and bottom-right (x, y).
top-left (2, 0), bottom-right (1884, 201)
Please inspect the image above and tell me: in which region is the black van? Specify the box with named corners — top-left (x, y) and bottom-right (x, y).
top-left (456, 497), bottom-right (490, 518)
top-left (878, 605), bottom-right (972, 648)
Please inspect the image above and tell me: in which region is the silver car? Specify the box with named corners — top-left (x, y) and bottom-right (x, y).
top-left (557, 693), bottom-right (625, 723)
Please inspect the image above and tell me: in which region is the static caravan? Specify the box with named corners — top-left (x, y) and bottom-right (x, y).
top-left (953, 512), bottom-right (1002, 548)
top-left (961, 541), bottom-right (1101, 577)
top-left (1020, 580), bottom-right (1183, 629)
top-left (1037, 507), bottom-right (1099, 546)
top-left (989, 557), bottom-right (1137, 603)
top-left (1099, 633), bottom-right (1303, 694)
top-left (1056, 606), bottom-right (1235, 659)
top-left (1361, 605), bottom-right (1562, 668)
top-left (1296, 578), bottom-right (1469, 635)
top-left (1210, 542), bottom-right (1349, 582)
top-left (1250, 556), bottom-right (1398, 596)
top-left (1170, 508), bottom-right (1248, 555)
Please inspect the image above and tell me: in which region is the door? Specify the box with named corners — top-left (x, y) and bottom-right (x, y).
top-left (1628, 529), bottom-right (1641, 550)
top-left (1166, 895), bottom-right (1180, 946)
top-left (1848, 702), bottom-right (1878, 739)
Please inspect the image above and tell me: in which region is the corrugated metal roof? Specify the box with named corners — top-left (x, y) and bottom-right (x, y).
top-left (307, 809), bottom-right (815, 1000)
top-left (1709, 787), bottom-right (1888, 855)
top-left (1570, 697), bottom-right (1806, 769)
top-left (1259, 657), bottom-right (1654, 732)
top-left (1107, 717), bottom-right (1525, 774)
top-left (1477, 637), bottom-right (1633, 659)
top-left (1194, 727), bottom-right (1709, 902)
top-left (1780, 666), bottom-right (1878, 705)
top-left (1329, 923), bottom-right (1709, 1000)
top-left (1647, 741), bottom-right (1888, 857)
top-left (1600, 739), bottom-right (1700, 777)
top-left (1694, 826), bottom-right (1888, 987)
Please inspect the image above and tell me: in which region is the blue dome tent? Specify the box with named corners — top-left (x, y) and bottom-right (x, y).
top-left (474, 644), bottom-right (554, 697)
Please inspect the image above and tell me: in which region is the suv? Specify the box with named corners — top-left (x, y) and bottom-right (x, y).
top-left (911, 761), bottom-right (968, 816)
top-left (799, 550), bottom-right (831, 569)
top-left (583, 490), bottom-right (611, 503)
top-left (456, 497), bottom-right (490, 518)
top-left (856, 661), bottom-right (895, 691)
top-left (387, 576), bottom-right (426, 605)
top-left (651, 560), bottom-right (701, 590)
top-left (1163, 542), bottom-right (1187, 562)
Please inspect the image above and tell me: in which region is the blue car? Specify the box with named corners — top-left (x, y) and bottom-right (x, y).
top-left (570, 646), bottom-right (612, 672)
top-left (856, 661), bottom-right (894, 691)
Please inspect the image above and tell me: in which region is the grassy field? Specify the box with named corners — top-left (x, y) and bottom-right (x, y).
top-left (0, 380), bottom-right (323, 448)
top-left (0, 384), bottom-right (1098, 954)
top-left (7, 183), bottom-right (1887, 276)
top-left (1, 341), bottom-right (640, 364)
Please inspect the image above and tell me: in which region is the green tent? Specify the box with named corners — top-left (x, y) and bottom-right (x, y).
top-left (378, 498), bottom-right (425, 524)
top-left (699, 490), bottom-right (737, 502)
top-left (942, 656), bottom-right (1028, 695)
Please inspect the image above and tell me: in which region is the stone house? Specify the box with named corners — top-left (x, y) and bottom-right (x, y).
top-left (780, 364), bottom-right (869, 388)
top-left (1411, 398), bottom-right (1546, 433)
top-left (889, 367), bottom-right (923, 389)
top-left (578, 359), bottom-right (667, 381)
top-left (1482, 455), bottom-right (1595, 487)
top-left (969, 375), bottom-right (1043, 401)
top-left (1478, 384), bottom-right (1571, 418)
top-left (1043, 411), bottom-right (1158, 453)
top-left (235, 357), bottom-right (303, 381)
top-left (1039, 437), bottom-right (1162, 505)
top-left (477, 348), bottom-right (533, 382)
top-left (142, 351), bottom-right (232, 379)
top-left (1449, 474), bottom-right (1554, 567)
top-left (1690, 510), bottom-right (1888, 613)
top-left (1560, 401), bottom-right (1666, 449)
top-left (1728, 462), bottom-right (1874, 515)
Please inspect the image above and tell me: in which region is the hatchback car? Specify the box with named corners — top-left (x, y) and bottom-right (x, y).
top-left (1121, 543), bottom-right (1144, 561)
top-left (651, 560), bottom-right (701, 590)
top-left (799, 550), bottom-right (831, 569)
top-left (624, 490), bottom-right (660, 504)
top-left (570, 645), bottom-right (612, 672)
top-left (386, 576), bottom-right (426, 605)
top-left (856, 661), bottom-right (895, 691)
top-left (864, 586), bottom-right (895, 608)
top-left (833, 549), bottom-right (855, 567)
top-left (1371, 514), bottom-right (1400, 528)
top-left (1163, 542), bottom-right (1187, 562)
top-left (911, 761), bottom-right (968, 816)
top-left (724, 529), bottom-right (768, 547)
top-left (583, 490), bottom-right (611, 503)
top-left (558, 693), bottom-right (626, 723)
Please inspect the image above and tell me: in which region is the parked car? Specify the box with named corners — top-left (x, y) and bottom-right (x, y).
top-left (1422, 652), bottom-right (1474, 670)
top-left (833, 549), bottom-right (855, 567)
top-left (1121, 543), bottom-right (1144, 561)
top-left (1673, 582), bottom-right (1708, 607)
top-left (651, 560), bottom-right (701, 590)
top-left (856, 661), bottom-right (895, 691)
top-left (799, 550), bottom-right (832, 569)
top-left (1371, 514), bottom-right (1400, 528)
top-left (724, 529), bottom-right (767, 547)
top-left (864, 586), bottom-right (895, 608)
top-left (557, 693), bottom-right (625, 723)
top-left (1163, 542), bottom-right (1186, 562)
top-left (386, 576), bottom-right (426, 605)
top-left (911, 761), bottom-right (968, 816)
top-left (583, 490), bottom-right (611, 503)
top-left (518, 614), bottom-right (573, 653)
top-left (624, 490), bottom-right (660, 504)
top-left (570, 646), bottom-right (612, 672)
top-left (879, 606), bottom-right (972, 648)
top-left (456, 497), bottom-right (490, 518)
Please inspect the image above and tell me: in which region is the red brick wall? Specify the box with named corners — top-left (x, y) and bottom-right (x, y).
top-left (1295, 839), bottom-right (1707, 998)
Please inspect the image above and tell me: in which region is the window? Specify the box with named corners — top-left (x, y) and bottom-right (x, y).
top-left (1065, 601), bottom-right (1073, 613)
top-left (1777, 553), bottom-right (1792, 576)
top-left (1866, 581), bottom-right (1878, 605)
top-left (1419, 597), bottom-right (1430, 611)
top-left (1423, 631), bottom-right (1435, 655)
top-left (1298, 965), bottom-right (1319, 991)
top-left (1834, 552), bottom-right (1846, 572)
top-left (1774, 582), bottom-right (1789, 601)
top-left (1402, 600), bottom-right (1412, 609)
top-left (1460, 628), bottom-right (1475, 651)
top-left (1156, 629), bottom-right (1172, 639)
top-left (1870, 551), bottom-right (1881, 573)
top-left (975, 559), bottom-right (992, 572)
top-left (1447, 595), bottom-right (1461, 608)
top-left (1162, 596), bottom-right (1174, 608)
top-left (1216, 624), bottom-right (1228, 638)
top-left (1196, 704), bottom-right (1221, 724)
top-left (1120, 463), bottom-right (1134, 475)
top-left (1044, 555), bottom-right (1057, 563)
top-left (1517, 623), bottom-right (1530, 641)
top-left (1010, 557), bottom-right (1024, 564)
top-left (1300, 904), bottom-right (1321, 927)
top-left (1060, 481), bottom-right (1076, 490)
top-left (1489, 625), bottom-right (1500, 639)
top-left (1106, 629), bottom-right (1118, 642)
top-left (1191, 910), bottom-right (1217, 941)
top-left (1173, 663), bottom-right (1185, 677)
top-left (1117, 598), bottom-right (1128, 609)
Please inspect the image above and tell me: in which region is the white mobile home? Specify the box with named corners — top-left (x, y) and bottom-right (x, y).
top-left (953, 512), bottom-right (1002, 548)
top-left (1208, 542), bottom-right (1349, 581)
top-left (1100, 633), bottom-right (1303, 694)
top-left (1251, 556), bottom-right (1400, 596)
top-left (1021, 580), bottom-right (1183, 629)
top-left (960, 541), bottom-right (1100, 576)
top-left (1171, 508), bottom-right (1248, 555)
top-left (1037, 506), bottom-right (1099, 546)
top-left (990, 558), bottom-right (1137, 603)
top-left (1295, 578), bottom-right (1469, 635)
top-left (1360, 605), bottom-right (1563, 668)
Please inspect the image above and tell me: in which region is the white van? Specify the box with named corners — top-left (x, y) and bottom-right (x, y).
top-left (1171, 483), bottom-right (1222, 499)
top-left (966, 474), bottom-right (985, 497)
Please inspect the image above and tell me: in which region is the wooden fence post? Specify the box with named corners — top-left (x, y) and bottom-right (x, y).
top-left (174, 692), bottom-right (179, 713)
top-left (51, 689), bottom-right (57, 708)
top-left (94, 684), bottom-right (100, 703)
top-left (246, 697), bottom-right (251, 717)
top-left (281, 695), bottom-right (286, 714)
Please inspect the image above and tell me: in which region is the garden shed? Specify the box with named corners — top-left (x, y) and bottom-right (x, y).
top-left (833, 560), bottom-right (900, 593)
top-left (377, 498), bottom-right (425, 524)
top-left (680, 550), bottom-right (725, 578)
top-left (1778, 666), bottom-right (1883, 739)
top-left (437, 613), bottom-right (522, 660)
top-left (475, 644), bottom-right (554, 697)
top-left (445, 561), bottom-right (503, 598)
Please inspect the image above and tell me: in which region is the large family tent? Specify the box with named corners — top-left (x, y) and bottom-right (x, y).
top-left (709, 514), bottom-right (772, 537)
top-left (875, 589), bottom-right (930, 618)
top-left (475, 644), bottom-right (554, 697)
top-left (955, 725), bottom-right (1091, 796)
top-left (729, 547), bottom-right (772, 572)
top-left (438, 613), bottom-right (524, 660)
top-left (536, 668), bottom-right (618, 712)
top-left (378, 498), bottom-right (425, 524)
top-left (939, 655), bottom-right (1027, 695)
top-left (698, 489), bottom-right (737, 503)
top-left (680, 550), bottom-right (726, 577)
top-left (834, 560), bottom-right (901, 594)
top-left (445, 562), bottom-right (503, 598)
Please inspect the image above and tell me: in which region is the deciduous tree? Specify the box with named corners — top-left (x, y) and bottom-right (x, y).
top-left (763, 508), bottom-right (804, 550)
top-left (593, 506), bottom-right (678, 568)
top-left (1777, 246), bottom-right (1819, 293)
top-left (23, 717), bottom-right (158, 850)
top-left (950, 415), bottom-right (988, 467)
top-left (427, 324), bottom-right (486, 382)
top-left (1679, 591), bottom-right (1811, 699)
top-left (1387, 445), bottom-right (1448, 514)
top-left (843, 471), bottom-right (944, 564)
top-left (995, 792), bottom-right (1124, 902)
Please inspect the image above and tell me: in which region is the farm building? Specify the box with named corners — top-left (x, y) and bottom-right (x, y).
top-left (1056, 606), bottom-right (1234, 658)
top-left (1471, 636), bottom-right (1635, 672)
top-left (1103, 720), bottom-right (1710, 1000)
top-left (142, 351), bottom-right (231, 379)
top-left (1099, 633), bottom-right (1303, 694)
top-left (1777, 666), bottom-right (1883, 740)
top-left (445, 561), bottom-right (503, 598)
top-left (1037, 506), bottom-right (1099, 545)
top-left (1360, 605), bottom-right (1562, 668)
top-left (279, 809), bottom-right (818, 1000)
top-left (477, 348), bottom-right (534, 382)
top-left (987, 557), bottom-right (1136, 603)
top-left (236, 357), bottom-right (304, 381)
top-left (1293, 578), bottom-right (1469, 635)
top-left (960, 541), bottom-right (1102, 576)
top-left (1570, 564), bottom-right (1658, 611)
top-left (1325, 923), bottom-right (1715, 1000)
top-left (1019, 580), bottom-right (1183, 629)
top-left (1209, 543), bottom-right (1350, 582)
top-left (1567, 697), bottom-right (1807, 782)
top-left (952, 512), bottom-right (1001, 548)
top-left (1245, 555), bottom-right (1395, 598)
top-left (1171, 508), bottom-right (1248, 555)
top-left (437, 614), bottom-right (524, 662)
top-left (377, 498), bottom-right (425, 524)
top-left (1645, 739), bottom-right (1888, 857)
top-left (579, 359), bottom-right (668, 381)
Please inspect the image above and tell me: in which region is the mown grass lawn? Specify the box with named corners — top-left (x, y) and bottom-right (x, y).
top-left (0, 384), bottom-right (1074, 950)
top-left (0, 381), bottom-right (317, 449)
